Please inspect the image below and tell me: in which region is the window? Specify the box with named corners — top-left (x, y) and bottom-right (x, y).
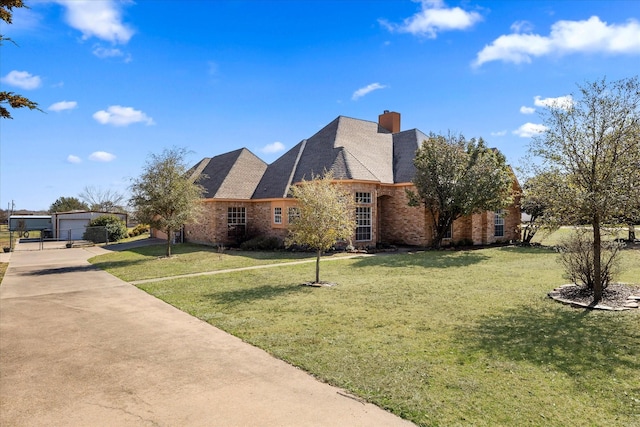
top-left (228, 207), bottom-right (246, 238)
top-left (494, 210), bottom-right (504, 237)
top-left (288, 207), bottom-right (300, 224)
top-left (274, 207), bottom-right (282, 224)
top-left (355, 192), bottom-right (371, 204)
top-left (355, 207), bottom-right (371, 241)
top-left (444, 222), bottom-right (453, 239)
top-left (228, 207), bottom-right (246, 224)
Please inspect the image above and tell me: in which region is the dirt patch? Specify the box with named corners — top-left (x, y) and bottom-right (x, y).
top-left (300, 282), bottom-right (337, 287)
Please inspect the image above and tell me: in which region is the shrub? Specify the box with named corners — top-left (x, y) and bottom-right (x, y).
top-left (240, 236), bottom-right (283, 251)
top-left (453, 238), bottom-right (474, 247)
top-left (129, 223), bottom-right (149, 237)
top-left (557, 230), bottom-right (624, 291)
top-left (83, 215), bottom-right (128, 243)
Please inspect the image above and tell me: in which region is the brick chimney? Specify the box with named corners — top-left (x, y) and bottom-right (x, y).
top-left (378, 110), bottom-right (400, 133)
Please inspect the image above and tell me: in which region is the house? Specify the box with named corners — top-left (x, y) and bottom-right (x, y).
top-left (183, 111), bottom-right (521, 247)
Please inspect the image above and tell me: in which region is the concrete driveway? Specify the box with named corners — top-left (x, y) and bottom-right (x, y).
top-left (0, 244), bottom-right (413, 426)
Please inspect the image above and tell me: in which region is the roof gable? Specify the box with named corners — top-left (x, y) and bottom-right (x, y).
top-left (196, 148), bottom-right (267, 199)
top-left (284, 116), bottom-right (394, 186)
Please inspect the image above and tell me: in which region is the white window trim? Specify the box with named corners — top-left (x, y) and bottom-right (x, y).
top-left (274, 207), bottom-right (282, 224)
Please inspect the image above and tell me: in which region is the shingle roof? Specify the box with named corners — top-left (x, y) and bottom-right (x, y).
top-left (194, 115), bottom-right (429, 201)
top-left (192, 148), bottom-right (267, 199)
top-left (392, 129), bottom-right (429, 183)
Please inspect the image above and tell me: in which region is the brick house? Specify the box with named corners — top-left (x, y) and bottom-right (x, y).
top-left (182, 111), bottom-right (521, 247)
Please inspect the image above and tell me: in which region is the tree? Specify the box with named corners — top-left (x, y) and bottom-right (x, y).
top-left (49, 196), bottom-right (89, 213)
top-left (520, 172), bottom-right (561, 244)
top-left (1, 0), bottom-right (40, 119)
top-left (129, 147), bottom-right (205, 257)
top-left (79, 186), bottom-right (127, 213)
top-left (407, 133), bottom-right (514, 249)
top-left (285, 172), bottom-right (356, 284)
top-left (614, 153), bottom-right (640, 241)
top-left (531, 76), bottom-right (640, 302)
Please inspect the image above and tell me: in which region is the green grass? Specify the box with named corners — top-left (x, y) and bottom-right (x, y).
top-left (90, 239), bottom-right (640, 427)
top-left (88, 243), bottom-right (320, 281)
top-left (0, 224), bottom-right (14, 249)
top-left (531, 225), bottom-right (640, 247)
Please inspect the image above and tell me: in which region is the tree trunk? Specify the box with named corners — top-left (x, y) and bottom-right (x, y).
top-left (166, 227), bottom-right (172, 257)
top-left (592, 217), bottom-right (603, 303)
top-left (629, 223), bottom-right (636, 241)
top-left (315, 249), bottom-right (321, 284)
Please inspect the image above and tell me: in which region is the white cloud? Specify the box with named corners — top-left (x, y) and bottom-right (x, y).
top-left (352, 83), bottom-right (387, 100)
top-left (55, 0), bottom-right (134, 44)
top-left (92, 45), bottom-right (132, 62)
top-left (510, 20), bottom-right (534, 34)
top-left (67, 155), bottom-right (82, 164)
top-left (520, 106), bottom-right (535, 114)
top-left (261, 141), bottom-right (285, 154)
top-left (1, 70), bottom-right (42, 90)
top-left (380, 0), bottom-right (482, 38)
top-left (89, 151), bottom-right (116, 162)
top-left (93, 105), bottom-right (155, 126)
top-left (534, 95), bottom-right (573, 110)
top-left (490, 130), bottom-right (507, 136)
top-left (49, 101), bottom-right (78, 112)
top-left (513, 122), bottom-right (548, 138)
top-left (474, 16), bottom-right (640, 67)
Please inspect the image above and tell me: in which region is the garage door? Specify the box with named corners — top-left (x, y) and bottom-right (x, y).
top-left (58, 219), bottom-right (89, 240)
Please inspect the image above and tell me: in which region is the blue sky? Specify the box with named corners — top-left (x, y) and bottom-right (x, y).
top-left (1, 0), bottom-right (639, 211)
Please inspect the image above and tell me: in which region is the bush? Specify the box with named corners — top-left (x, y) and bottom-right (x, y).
top-left (557, 231), bottom-right (623, 291)
top-left (83, 215), bottom-right (128, 243)
top-left (128, 224), bottom-right (149, 237)
top-left (240, 236), bottom-right (283, 251)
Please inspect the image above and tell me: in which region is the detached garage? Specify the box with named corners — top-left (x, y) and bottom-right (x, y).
top-left (52, 211), bottom-right (127, 240)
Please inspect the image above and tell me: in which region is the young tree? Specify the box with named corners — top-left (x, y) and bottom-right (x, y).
top-left (129, 147), bottom-right (205, 257)
top-left (79, 186), bottom-right (126, 213)
top-left (531, 76), bottom-right (640, 302)
top-left (49, 196), bottom-right (89, 213)
top-left (286, 172), bottom-right (356, 284)
top-left (407, 133), bottom-right (514, 249)
top-left (520, 172), bottom-right (562, 244)
top-left (1, 0), bottom-right (40, 119)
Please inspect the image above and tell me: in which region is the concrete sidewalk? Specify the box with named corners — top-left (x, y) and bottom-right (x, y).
top-left (0, 244), bottom-right (413, 426)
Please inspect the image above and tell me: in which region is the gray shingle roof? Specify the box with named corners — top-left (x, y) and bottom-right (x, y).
top-left (192, 148), bottom-right (267, 199)
top-left (193, 115), bottom-right (430, 200)
top-left (392, 129), bottom-right (429, 183)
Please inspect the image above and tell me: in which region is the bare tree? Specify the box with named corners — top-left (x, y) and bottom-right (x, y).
top-left (531, 76), bottom-right (640, 302)
top-left (79, 186), bottom-right (127, 213)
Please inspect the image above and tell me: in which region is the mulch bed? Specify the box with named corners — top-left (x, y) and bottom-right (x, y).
top-left (550, 283), bottom-right (640, 310)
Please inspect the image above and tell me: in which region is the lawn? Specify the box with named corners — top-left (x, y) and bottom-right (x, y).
top-left (90, 239), bottom-right (640, 426)
top-left (88, 243), bottom-right (320, 282)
